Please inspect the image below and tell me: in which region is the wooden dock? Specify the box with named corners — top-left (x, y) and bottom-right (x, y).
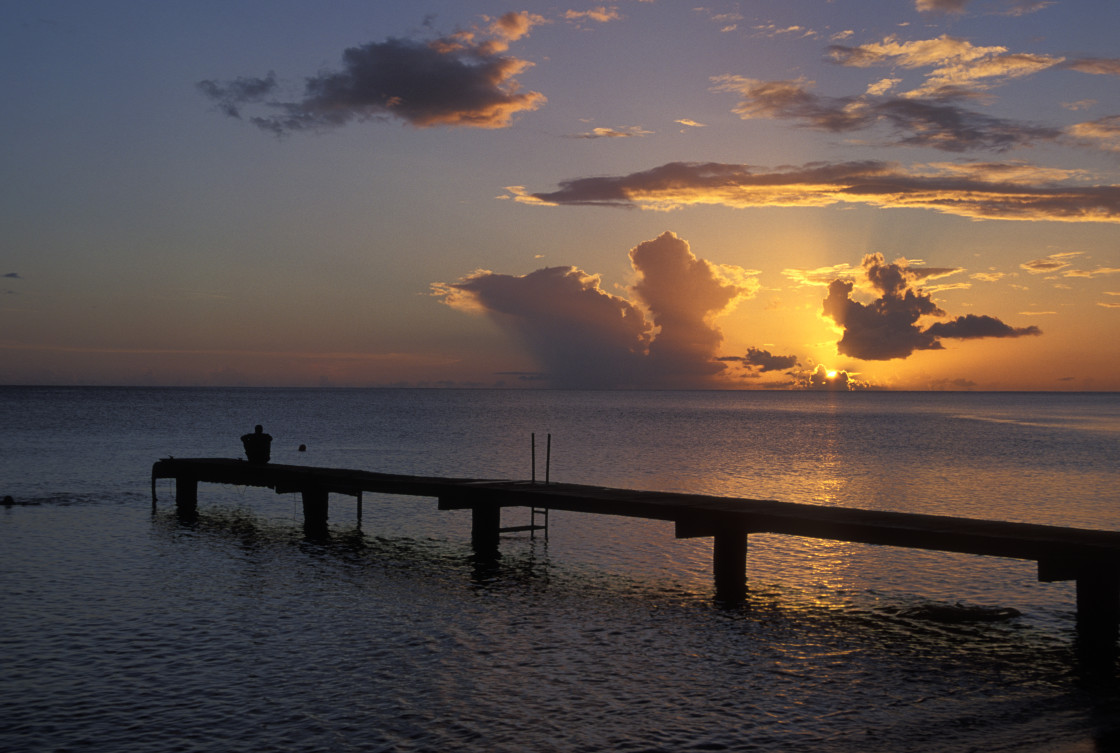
top-left (151, 457), bottom-right (1120, 637)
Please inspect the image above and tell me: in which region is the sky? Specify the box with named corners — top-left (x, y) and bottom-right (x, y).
top-left (2, 0), bottom-right (1118, 390)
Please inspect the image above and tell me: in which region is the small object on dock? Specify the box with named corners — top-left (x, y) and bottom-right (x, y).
top-left (298, 444), bottom-right (306, 452)
top-left (3, 495), bottom-right (14, 506)
top-left (240, 424), bottom-right (272, 463)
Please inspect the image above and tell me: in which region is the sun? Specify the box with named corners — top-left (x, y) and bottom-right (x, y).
top-left (826, 369), bottom-right (838, 379)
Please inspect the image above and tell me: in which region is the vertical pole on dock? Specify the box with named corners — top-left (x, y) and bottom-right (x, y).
top-left (713, 531), bottom-right (748, 603)
top-left (531, 433), bottom-right (536, 484)
top-left (546, 433), bottom-right (551, 485)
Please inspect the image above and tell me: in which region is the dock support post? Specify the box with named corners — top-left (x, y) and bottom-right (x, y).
top-left (713, 531), bottom-right (747, 603)
top-left (175, 476), bottom-right (198, 515)
top-left (1076, 571), bottom-right (1120, 642)
top-left (302, 488), bottom-right (329, 534)
top-left (472, 503), bottom-right (501, 553)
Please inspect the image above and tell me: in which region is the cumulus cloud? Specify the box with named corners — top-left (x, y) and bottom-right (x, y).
top-left (431, 232), bottom-right (758, 388)
top-left (822, 253), bottom-right (1040, 360)
top-left (509, 160), bottom-right (1120, 222)
top-left (433, 265), bottom-right (649, 387)
top-left (198, 12), bottom-right (545, 132)
top-left (711, 75), bottom-right (1061, 151)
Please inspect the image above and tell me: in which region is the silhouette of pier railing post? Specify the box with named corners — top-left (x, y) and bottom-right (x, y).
top-left (151, 458), bottom-right (1120, 644)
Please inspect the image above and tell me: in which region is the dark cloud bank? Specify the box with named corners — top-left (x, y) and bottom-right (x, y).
top-left (516, 160), bottom-right (1120, 222)
top-left (823, 253), bottom-right (1040, 360)
top-left (433, 232), bottom-right (753, 389)
top-left (198, 13), bottom-right (544, 132)
top-left (434, 234), bottom-right (1039, 389)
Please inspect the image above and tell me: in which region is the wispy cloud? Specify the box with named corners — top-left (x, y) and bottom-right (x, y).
top-left (827, 34), bottom-right (1062, 98)
top-left (711, 75), bottom-right (1061, 152)
top-left (198, 12), bottom-right (546, 132)
top-left (563, 6), bottom-right (622, 24)
top-left (1068, 116), bottom-right (1120, 152)
top-left (572, 125), bottom-right (653, 139)
top-left (1020, 252), bottom-right (1082, 274)
top-left (4, 272), bottom-right (21, 279)
top-left (916, 0), bottom-right (1054, 16)
top-left (509, 160), bottom-right (1120, 222)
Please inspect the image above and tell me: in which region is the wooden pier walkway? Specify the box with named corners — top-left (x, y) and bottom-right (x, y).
top-left (151, 457), bottom-right (1120, 636)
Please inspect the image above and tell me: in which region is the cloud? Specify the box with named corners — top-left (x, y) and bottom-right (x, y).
top-left (196, 74), bottom-right (278, 118)
top-left (4, 272), bottom-right (21, 279)
top-left (1068, 116), bottom-right (1120, 152)
top-left (564, 7), bottom-right (622, 24)
top-left (822, 253), bottom-right (1040, 360)
top-left (1062, 266), bottom-right (1120, 279)
top-left (711, 75), bottom-right (1061, 151)
top-left (916, 0), bottom-right (967, 11)
top-left (510, 160), bottom-right (1120, 222)
top-left (924, 313), bottom-right (1041, 339)
top-left (798, 364), bottom-right (868, 391)
top-left (198, 13), bottom-right (545, 132)
top-left (1061, 58), bottom-right (1120, 77)
top-left (631, 232), bottom-right (759, 381)
top-left (432, 265), bottom-right (650, 388)
top-left (573, 125), bottom-right (653, 139)
top-left (827, 35), bottom-right (1062, 97)
top-left (432, 232), bottom-right (758, 388)
top-left (1020, 252), bottom-right (1081, 274)
top-left (675, 118), bottom-right (706, 128)
top-left (718, 347), bottom-right (800, 372)
top-left (916, 0), bottom-right (1054, 15)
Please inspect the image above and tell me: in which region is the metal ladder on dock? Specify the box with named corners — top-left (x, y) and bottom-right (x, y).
top-left (497, 432), bottom-right (551, 539)
top-left (499, 506), bottom-right (549, 539)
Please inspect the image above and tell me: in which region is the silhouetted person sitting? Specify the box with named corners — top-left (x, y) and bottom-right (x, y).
top-left (241, 424), bottom-right (272, 463)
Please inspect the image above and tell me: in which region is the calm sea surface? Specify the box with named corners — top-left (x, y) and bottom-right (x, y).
top-left (2, 387), bottom-right (1119, 752)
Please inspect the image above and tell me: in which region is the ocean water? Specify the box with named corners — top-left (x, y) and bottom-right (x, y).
top-left (2, 387), bottom-right (1120, 752)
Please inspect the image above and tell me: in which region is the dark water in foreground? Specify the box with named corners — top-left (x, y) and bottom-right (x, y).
top-left (2, 388), bottom-right (1120, 752)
